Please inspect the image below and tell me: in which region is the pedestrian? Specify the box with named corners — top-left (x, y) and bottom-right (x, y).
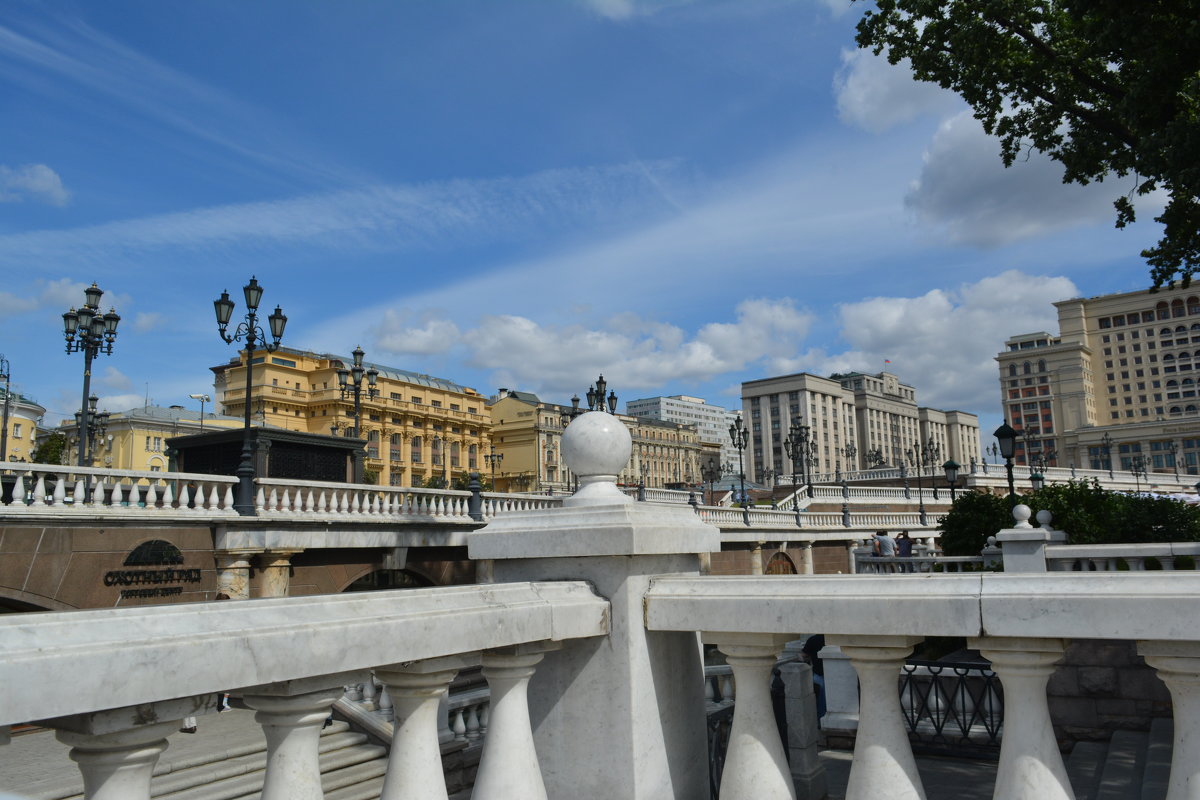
top-left (873, 530), bottom-right (896, 558)
top-left (896, 530), bottom-right (913, 572)
top-left (801, 634), bottom-right (826, 719)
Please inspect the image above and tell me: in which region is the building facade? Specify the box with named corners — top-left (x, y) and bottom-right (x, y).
top-left (997, 285), bottom-right (1200, 473)
top-left (625, 394), bottom-right (740, 474)
top-left (212, 347), bottom-right (491, 487)
top-left (0, 389), bottom-right (45, 463)
top-left (741, 371), bottom-right (981, 484)
top-left (490, 389), bottom-right (703, 493)
top-left (55, 405), bottom-right (243, 471)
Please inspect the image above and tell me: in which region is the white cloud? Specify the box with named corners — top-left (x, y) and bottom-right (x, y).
top-left (372, 310), bottom-right (461, 357)
top-left (818, 270), bottom-right (1078, 414)
top-left (463, 298), bottom-right (814, 396)
top-left (0, 163), bottom-right (70, 206)
top-left (37, 278), bottom-right (89, 308)
top-left (578, 0), bottom-right (697, 20)
top-left (133, 312), bottom-right (165, 333)
top-left (0, 292), bottom-right (38, 314)
top-left (97, 366), bottom-right (133, 393)
top-left (905, 111), bottom-right (1118, 246)
top-left (834, 49), bottom-right (961, 133)
top-left (97, 393), bottom-right (144, 413)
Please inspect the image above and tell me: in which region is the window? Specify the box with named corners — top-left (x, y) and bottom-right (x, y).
top-left (411, 436), bottom-right (422, 463)
top-left (11, 424), bottom-right (20, 438)
top-left (412, 396), bottom-right (422, 404)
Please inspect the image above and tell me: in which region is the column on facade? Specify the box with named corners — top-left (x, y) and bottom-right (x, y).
top-left (797, 542), bottom-right (814, 575)
top-left (258, 550), bottom-right (302, 598)
top-left (215, 550), bottom-right (259, 599)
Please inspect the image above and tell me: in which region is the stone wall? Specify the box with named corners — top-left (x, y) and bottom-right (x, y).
top-left (1048, 639), bottom-right (1172, 741)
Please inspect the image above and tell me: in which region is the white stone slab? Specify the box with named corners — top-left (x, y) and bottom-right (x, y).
top-left (469, 501), bottom-right (720, 560)
top-left (214, 525), bottom-right (469, 551)
top-left (644, 575), bottom-right (984, 638)
top-left (0, 581), bottom-right (607, 726)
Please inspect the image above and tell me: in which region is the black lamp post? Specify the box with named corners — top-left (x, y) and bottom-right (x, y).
top-left (783, 425), bottom-right (802, 493)
top-left (73, 395), bottom-right (110, 464)
top-left (1130, 455), bottom-right (1148, 493)
top-left (214, 277), bottom-right (287, 516)
top-left (0, 355), bottom-right (10, 463)
top-left (337, 346), bottom-right (378, 483)
top-left (1100, 432), bottom-right (1114, 479)
top-left (63, 283), bottom-right (120, 467)
top-left (728, 415), bottom-right (749, 507)
top-left (585, 374), bottom-right (618, 413)
top-left (485, 445), bottom-right (504, 490)
top-left (905, 445), bottom-right (928, 524)
top-left (839, 442), bottom-right (857, 482)
top-left (994, 422), bottom-right (1018, 507)
top-left (943, 458), bottom-right (960, 502)
top-left (701, 459), bottom-right (720, 506)
top-left (1167, 441), bottom-right (1180, 480)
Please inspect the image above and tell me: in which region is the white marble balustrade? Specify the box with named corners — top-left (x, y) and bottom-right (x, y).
top-left (254, 478), bottom-right (561, 521)
top-left (0, 581), bottom-right (608, 800)
top-left (0, 463), bottom-right (238, 517)
top-left (1045, 541), bottom-right (1200, 572)
top-left (645, 573), bottom-right (1200, 800)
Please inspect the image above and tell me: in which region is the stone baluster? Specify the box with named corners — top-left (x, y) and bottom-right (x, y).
top-left (709, 634), bottom-right (795, 799)
top-left (110, 481), bottom-right (124, 507)
top-left (969, 637), bottom-right (1071, 800)
top-left (846, 540), bottom-right (858, 574)
top-left (32, 472), bottom-right (47, 504)
top-left (222, 483), bottom-right (235, 509)
top-left (451, 708), bottom-right (467, 740)
top-left (177, 482), bottom-right (192, 511)
top-left (1162, 556), bottom-right (1177, 570)
top-left (145, 481), bottom-right (159, 509)
top-left (828, 634), bottom-right (926, 800)
top-left (242, 681), bottom-right (348, 800)
top-left (378, 685), bottom-right (394, 720)
top-left (54, 473), bottom-right (69, 505)
top-left (162, 481), bottom-right (175, 509)
top-left (339, 490), bottom-right (350, 513)
top-left (1138, 640), bottom-right (1200, 800)
top-left (11, 468), bottom-right (28, 504)
top-left (375, 656), bottom-right (472, 800)
top-left (57, 721), bottom-right (178, 800)
top-left (437, 688), bottom-right (453, 743)
top-left (208, 484), bottom-right (221, 511)
top-left (266, 487), bottom-right (278, 513)
top-left (280, 488), bottom-right (293, 513)
top-left (798, 542), bottom-right (814, 575)
top-left (305, 489), bottom-right (316, 513)
top-left (259, 551), bottom-right (299, 598)
top-left (478, 701), bottom-right (490, 735)
top-left (361, 675), bottom-right (378, 711)
top-left (128, 481), bottom-right (142, 508)
top-left (351, 491), bottom-right (362, 514)
top-left (255, 485), bottom-right (266, 511)
top-left (473, 645), bottom-right (555, 800)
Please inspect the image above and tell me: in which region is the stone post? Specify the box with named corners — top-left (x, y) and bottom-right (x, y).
top-left (468, 410), bottom-right (720, 800)
top-left (215, 550), bottom-right (258, 599)
top-left (1138, 640), bottom-right (1200, 800)
top-left (996, 506), bottom-right (1067, 573)
top-left (258, 550), bottom-right (300, 598)
top-left (798, 541), bottom-right (814, 575)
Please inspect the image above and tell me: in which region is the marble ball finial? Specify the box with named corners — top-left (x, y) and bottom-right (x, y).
top-left (561, 410), bottom-right (632, 506)
top-left (1012, 503), bottom-right (1033, 529)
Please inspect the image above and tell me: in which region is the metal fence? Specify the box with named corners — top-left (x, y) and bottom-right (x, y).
top-left (900, 658), bottom-right (1004, 758)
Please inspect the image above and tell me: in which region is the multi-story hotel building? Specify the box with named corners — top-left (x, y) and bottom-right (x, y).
top-left (997, 285), bottom-right (1200, 474)
top-left (212, 347), bottom-right (491, 487)
top-left (741, 371), bottom-right (980, 484)
top-left (625, 395), bottom-right (740, 474)
top-left (490, 389), bottom-right (703, 493)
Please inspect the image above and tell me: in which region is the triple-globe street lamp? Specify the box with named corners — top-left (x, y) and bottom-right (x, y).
top-left (214, 277), bottom-right (288, 516)
top-left (728, 415), bottom-right (750, 507)
top-left (337, 346), bottom-right (379, 483)
top-left (62, 283), bottom-right (120, 467)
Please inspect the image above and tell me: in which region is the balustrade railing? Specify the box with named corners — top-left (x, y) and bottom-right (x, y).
top-left (0, 463), bottom-right (238, 516)
top-left (254, 478), bottom-right (559, 521)
top-left (1045, 542), bottom-right (1200, 572)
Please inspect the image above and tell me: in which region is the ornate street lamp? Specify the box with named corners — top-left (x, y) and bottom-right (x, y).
top-left (63, 283), bottom-right (120, 467)
top-left (1166, 440), bottom-right (1181, 480)
top-left (1100, 432), bottom-right (1114, 479)
top-left (337, 346), bottom-right (378, 482)
top-left (485, 445), bottom-right (504, 490)
top-left (214, 277), bottom-right (287, 515)
top-left (0, 355), bottom-right (10, 463)
top-left (73, 394), bottom-right (110, 463)
top-left (1130, 455), bottom-right (1148, 493)
top-left (700, 459), bottom-right (720, 506)
top-left (728, 415), bottom-right (749, 507)
top-left (904, 445), bottom-right (928, 525)
top-left (1030, 471), bottom-right (1045, 491)
top-left (838, 442), bottom-right (857, 482)
top-left (994, 423), bottom-right (1018, 507)
top-left (584, 374), bottom-right (618, 413)
top-left (943, 458), bottom-right (960, 503)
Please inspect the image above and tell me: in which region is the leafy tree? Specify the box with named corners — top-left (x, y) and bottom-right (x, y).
top-left (361, 468), bottom-right (378, 485)
top-left (854, 0), bottom-right (1200, 287)
top-left (937, 489), bottom-right (1011, 555)
top-left (31, 431), bottom-right (66, 464)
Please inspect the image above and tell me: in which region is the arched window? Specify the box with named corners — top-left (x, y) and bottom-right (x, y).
top-left (1023, 361), bottom-right (1032, 374)
top-left (1164, 353), bottom-right (1176, 362)
top-left (1177, 325), bottom-right (1188, 334)
top-left (1162, 327), bottom-right (1174, 336)
top-left (1009, 364), bottom-right (1017, 377)
top-left (411, 436), bottom-right (422, 463)
top-left (1173, 299), bottom-right (1186, 317)
top-left (1189, 405), bottom-right (1199, 413)
top-left (1157, 301), bottom-right (1170, 319)
top-left (1188, 296), bottom-right (1200, 315)
top-left (1170, 406), bottom-right (1182, 414)
top-left (1181, 352), bottom-right (1192, 360)
top-left (1167, 379), bottom-right (1179, 388)
top-left (765, 553), bottom-right (797, 575)
top-left (1038, 359), bottom-right (1047, 372)
top-left (1183, 378), bottom-right (1195, 387)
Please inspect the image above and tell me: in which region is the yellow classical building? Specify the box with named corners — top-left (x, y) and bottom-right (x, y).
top-left (211, 347), bottom-right (491, 486)
top-left (489, 389), bottom-right (703, 493)
top-left (1, 389), bottom-right (46, 463)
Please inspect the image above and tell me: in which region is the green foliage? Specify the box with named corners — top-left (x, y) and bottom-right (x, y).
top-left (361, 468), bottom-right (378, 485)
top-left (31, 432), bottom-right (66, 464)
top-left (937, 490), bottom-right (1011, 556)
top-left (854, 0), bottom-right (1200, 287)
top-left (938, 479), bottom-right (1200, 555)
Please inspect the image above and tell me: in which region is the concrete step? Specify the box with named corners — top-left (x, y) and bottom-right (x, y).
top-left (1141, 717), bottom-right (1173, 800)
top-left (1066, 740), bottom-right (1108, 800)
top-left (1095, 730), bottom-right (1148, 800)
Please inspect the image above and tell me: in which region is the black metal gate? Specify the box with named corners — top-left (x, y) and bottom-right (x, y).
top-left (900, 659), bottom-right (1004, 758)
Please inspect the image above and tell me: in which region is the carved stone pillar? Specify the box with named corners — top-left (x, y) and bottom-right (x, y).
top-left (710, 633), bottom-right (796, 800)
top-left (750, 542), bottom-right (764, 575)
top-left (797, 542), bottom-right (814, 575)
top-left (473, 644), bottom-right (557, 800)
top-left (242, 683), bottom-right (346, 800)
top-left (970, 637), bottom-right (1070, 800)
top-left (375, 656), bottom-right (473, 800)
top-left (259, 550), bottom-right (301, 598)
top-left (828, 634), bottom-right (926, 800)
top-left (215, 550), bottom-right (257, 599)
top-left (57, 721), bottom-right (177, 800)
top-left (1138, 640), bottom-right (1200, 800)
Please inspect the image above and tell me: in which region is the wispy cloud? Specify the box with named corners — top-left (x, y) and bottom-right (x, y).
top-left (0, 161), bottom-right (684, 265)
top-left (0, 15), bottom-right (357, 187)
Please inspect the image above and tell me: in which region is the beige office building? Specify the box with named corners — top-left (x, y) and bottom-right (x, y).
top-left (997, 285), bottom-right (1200, 474)
top-left (741, 371), bottom-right (980, 483)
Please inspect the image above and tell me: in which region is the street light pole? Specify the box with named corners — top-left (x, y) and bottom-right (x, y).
top-left (214, 277), bottom-right (287, 516)
top-left (62, 283), bottom-right (120, 466)
top-left (906, 445), bottom-right (927, 525)
top-left (994, 423), bottom-right (1019, 508)
top-left (943, 458), bottom-right (960, 503)
top-left (189, 393), bottom-right (210, 432)
top-left (338, 346), bottom-right (379, 483)
top-left (0, 355), bottom-right (10, 463)
top-left (485, 445), bottom-right (504, 490)
top-left (1100, 432), bottom-right (1114, 479)
top-left (728, 415), bottom-right (749, 507)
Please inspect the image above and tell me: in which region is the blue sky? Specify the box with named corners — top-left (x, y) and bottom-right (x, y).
top-left (0, 0), bottom-right (1168, 438)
